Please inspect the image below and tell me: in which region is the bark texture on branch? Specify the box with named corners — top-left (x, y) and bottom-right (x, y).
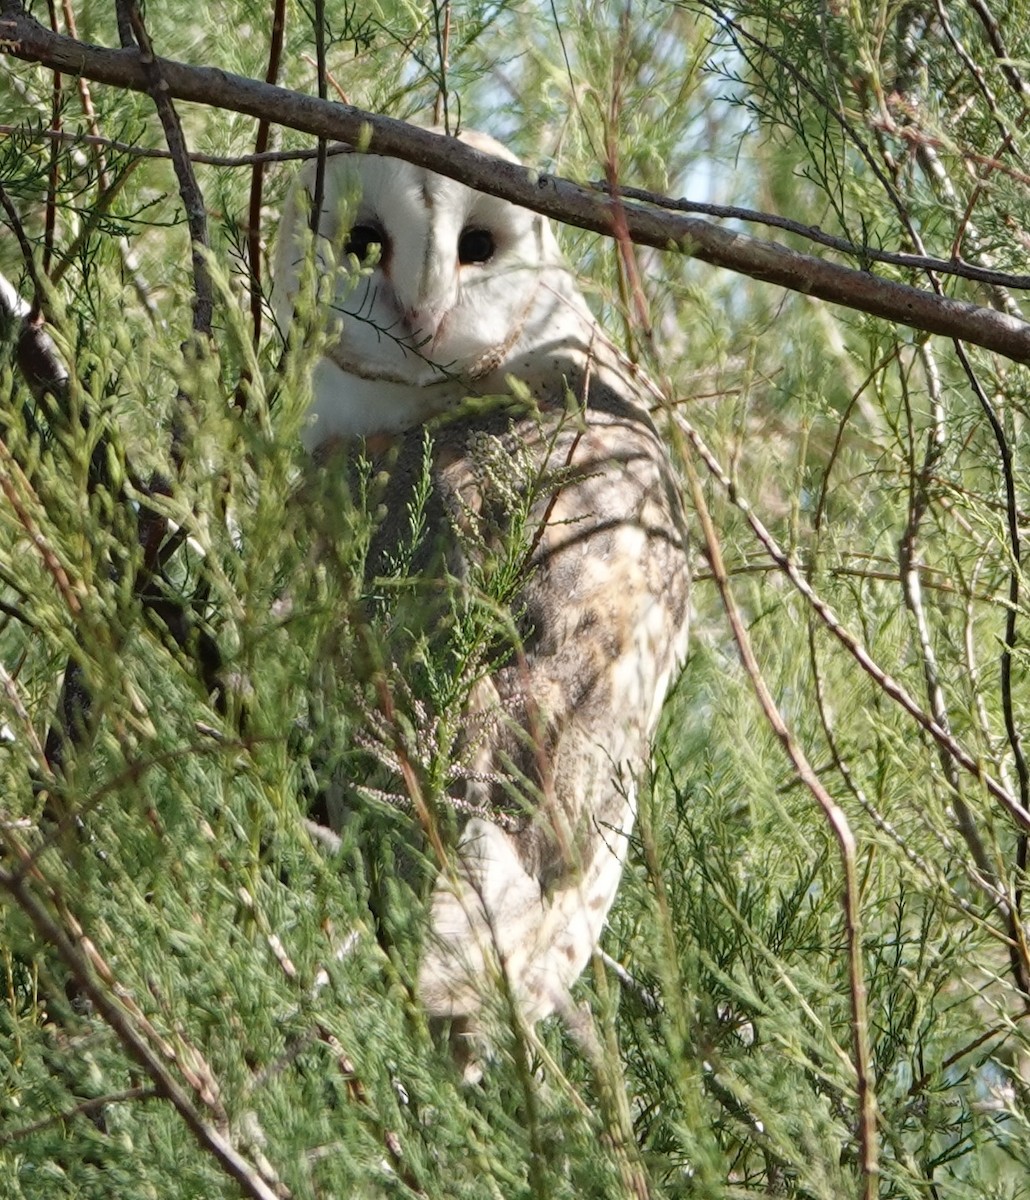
top-left (3, 1), bottom-right (1030, 362)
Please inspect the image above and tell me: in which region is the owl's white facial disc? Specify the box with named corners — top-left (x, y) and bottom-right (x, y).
top-left (274, 132), bottom-right (596, 448)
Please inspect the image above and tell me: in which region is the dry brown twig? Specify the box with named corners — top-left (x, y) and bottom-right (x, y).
top-left (683, 452), bottom-right (879, 1199)
top-left (3, 2), bottom-right (1030, 360)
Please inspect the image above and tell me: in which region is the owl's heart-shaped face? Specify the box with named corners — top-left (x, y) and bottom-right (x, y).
top-left (317, 155), bottom-right (549, 378)
top-left (273, 131), bottom-right (598, 448)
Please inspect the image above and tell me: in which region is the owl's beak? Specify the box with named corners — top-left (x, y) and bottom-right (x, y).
top-left (403, 305), bottom-right (447, 349)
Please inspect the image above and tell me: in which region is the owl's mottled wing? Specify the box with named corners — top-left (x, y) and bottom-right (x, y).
top-left (371, 364), bottom-right (689, 1041)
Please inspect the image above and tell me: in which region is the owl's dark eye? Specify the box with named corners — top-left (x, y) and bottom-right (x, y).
top-left (458, 227), bottom-right (495, 265)
top-left (344, 223), bottom-right (387, 263)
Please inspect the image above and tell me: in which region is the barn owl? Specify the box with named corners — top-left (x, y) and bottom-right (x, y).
top-left (274, 130), bottom-right (689, 1074)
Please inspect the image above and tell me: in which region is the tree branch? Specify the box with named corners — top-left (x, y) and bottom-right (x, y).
top-left (3, 1), bottom-right (1030, 361)
top-left (118, 0), bottom-right (212, 335)
top-left (0, 844), bottom-right (288, 1200)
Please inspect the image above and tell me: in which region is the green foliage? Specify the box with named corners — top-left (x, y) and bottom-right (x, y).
top-left (3, 1), bottom-right (1030, 1197)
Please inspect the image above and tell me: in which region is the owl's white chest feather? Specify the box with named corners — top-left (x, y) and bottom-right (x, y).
top-left (302, 356), bottom-right (462, 450)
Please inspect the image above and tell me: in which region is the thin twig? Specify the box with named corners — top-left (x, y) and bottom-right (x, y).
top-left (899, 7), bottom-right (1030, 980)
top-left (307, 0), bottom-right (327, 240)
top-left (0, 437), bottom-right (81, 615)
top-left (951, 337), bottom-right (1030, 997)
top-left (910, 130), bottom-right (1021, 317)
top-left (48, 158), bottom-right (143, 288)
top-left (0, 182), bottom-right (45, 315)
top-left (604, 16), bottom-right (653, 355)
top-left (59, 0), bottom-right (110, 190)
top-left (676, 412), bottom-right (1030, 833)
top-left (431, 0), bottom-right (451, 131)
top-left (41, 0), bottom-right (59, 280)
top-left (966, 0), bottom-right (1030, 102)
top-left (247, 0), bottom-right (286, 351)
top-left (683, 452), bottom-right (879, 1197)
top-left (806, 613), bottom-right (989, 922)
top-left (0, 1087), bottom-right (158, 1145)
top-left (590, 180), bottom-right (1030, 293)
top-left (899, 347), bottom-right (994, 882)
top-left (0, 93), bottom-right (157, 318)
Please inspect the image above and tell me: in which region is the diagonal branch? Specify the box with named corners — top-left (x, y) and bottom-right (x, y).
top-left (246, 0), bottom-right (287, 350)
top-left (3, 1), bottom-right (1030, 362)
top-left (117, 0), bottom-right (212, 335)
top-left (0, 842), bottom-right (288, 1200)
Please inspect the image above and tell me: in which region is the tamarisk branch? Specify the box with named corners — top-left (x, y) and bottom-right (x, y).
top-left (3, 0), bottom-right (1030, 362)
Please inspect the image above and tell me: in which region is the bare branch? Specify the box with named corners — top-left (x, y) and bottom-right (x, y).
top-left (0, 843), bottom-right (289, 1200)
top-left (966, 0), bottom-right (1030, 103)
top-left (246, 0), bottom-right (287, 349)
top-left (0, 1087), bottom-right (158, 1145)
top-left (605, 182), bottom-right (1030, 294)
top-left (116, 1), bottom-right (212, 334)
top-left (10, 119), bottom-right (1030, 294)
top-left (3, 4), bottom-right (1030, 361)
